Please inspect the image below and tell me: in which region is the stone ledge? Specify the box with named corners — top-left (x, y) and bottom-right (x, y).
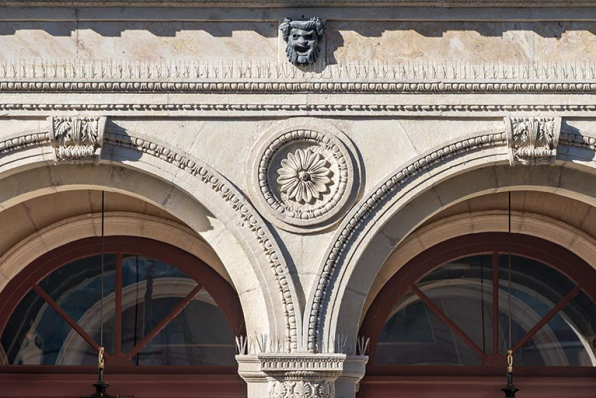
top-left (2, 0), bottom-right (596, 7)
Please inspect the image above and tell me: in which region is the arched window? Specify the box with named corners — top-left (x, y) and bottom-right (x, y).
top-left (359, 233), bottom-right (596, 396)
top-left (0, 237), bottom-right (246, 397)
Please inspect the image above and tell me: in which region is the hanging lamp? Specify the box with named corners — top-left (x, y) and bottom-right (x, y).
top-left (501, 191), bottom-right (519, 398)
top-left (82, 192), bottom-right (114, 398)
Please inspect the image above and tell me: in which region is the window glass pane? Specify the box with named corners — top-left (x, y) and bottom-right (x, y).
top-left (1, 290), bottom-right (95, 365)
top-left (121, 254), bottom-right (198, 355)
top-left (374, 289), bottom-right (482, 366)
top-left (498, 255), bottom-right (576, 355)
top-left (515, 291), bottom-right (596, 367)
top-left (135, 289), bottom-right (236, 366)
top-left (37, 254), bottom-right (116, 355)
top-left (418, 255), bottom-right (493, 353)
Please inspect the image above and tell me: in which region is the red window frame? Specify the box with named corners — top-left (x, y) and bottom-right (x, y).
top-left (0, 237), bottom-right (247, 398)
top-left (360, 233), bottom-right (596, 378)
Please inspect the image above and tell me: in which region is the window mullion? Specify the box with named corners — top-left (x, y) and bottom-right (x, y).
top-left (411, 284), bottom-right (487, 361)
top-left (126, 284), bottom-right (203, 360)
top-left (492, 252), bottom-right (499, 355)
top-left (115, 252), bottom-right (123, 355)
top-left (511, 285), bottom-right (581, 354)
top-left (32, 284), bottom-right (101, 353)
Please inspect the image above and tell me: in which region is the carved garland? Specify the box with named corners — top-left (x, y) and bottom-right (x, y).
top-left (0, 128), bottom-right (299, 352)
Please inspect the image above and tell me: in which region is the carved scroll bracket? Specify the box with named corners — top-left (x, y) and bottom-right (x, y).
top-left (505, 116), bottom-right (561, 166)
top-left (48, 116), bottom-right (107, 164)
top-left (237, 353), bottom-right (367, 398)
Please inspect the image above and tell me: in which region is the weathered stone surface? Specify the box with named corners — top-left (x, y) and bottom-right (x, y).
top-left (1, 2), bottom-right (596, 396)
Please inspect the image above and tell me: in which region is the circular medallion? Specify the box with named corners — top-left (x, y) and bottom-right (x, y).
top-left (249, 121), bottom-right (359, 232)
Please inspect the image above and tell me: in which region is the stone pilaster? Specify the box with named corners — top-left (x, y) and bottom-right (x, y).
top-left (237, 353), bottom-right (367, 398)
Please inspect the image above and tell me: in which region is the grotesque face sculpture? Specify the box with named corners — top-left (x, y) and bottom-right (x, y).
top-left (279, 17), bottom-right (325, 66)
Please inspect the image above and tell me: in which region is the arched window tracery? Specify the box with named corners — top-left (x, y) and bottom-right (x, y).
top-left (0, 237), bottom-right (244, 371)
top-left (361, 233), bottom-right (596, 377)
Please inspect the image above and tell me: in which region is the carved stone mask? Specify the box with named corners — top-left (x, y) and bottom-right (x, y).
top-left (280, 17), bottom-right (325, 66)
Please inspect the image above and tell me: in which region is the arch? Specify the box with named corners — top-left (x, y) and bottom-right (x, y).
top-left (0, 128), bottom-right (301, 350)
top-left (306, 128), bottom-right (596, 352)
top-left (0, 212), bottom-right (230, 293)
top-left (359, 233), bottom-right (596, 375)
top-left (0, 236), bottom-right (245, 368)
top-left (361, 209), bottom-right (596, 318)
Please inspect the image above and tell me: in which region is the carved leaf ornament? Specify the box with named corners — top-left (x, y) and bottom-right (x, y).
top-left (505, 116), bottom-right (561, 166)
top-left (277, 148), bottom-right (332, 204)
top-left (48, 116), bottom-right (106, 164)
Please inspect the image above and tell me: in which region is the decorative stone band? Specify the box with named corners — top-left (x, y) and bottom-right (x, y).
top-left (7, 80), bottom-right (596, 95)
top-left (4, 61), bottom-right (596, 94)
top-left (505, 116), bottom-right (561, 166)
top-left (48, 116), bottom-right (106, 164)
top-left (4, 0), bottom-right (596, 7)
top-left (237, 353), bottom-right (348, 398)
top-left (1, 103), bottom-right (596, 116)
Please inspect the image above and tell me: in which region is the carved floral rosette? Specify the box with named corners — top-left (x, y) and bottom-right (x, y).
top-left (505, 116), bottom-right (561, 166)
top-left (48, 116), bottom-right (107, 164)
top-left (249, 122), bottom-right (358, 232)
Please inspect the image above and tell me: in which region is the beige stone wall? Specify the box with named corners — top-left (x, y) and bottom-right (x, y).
top-left (3, 3), bottom-right (596, 395)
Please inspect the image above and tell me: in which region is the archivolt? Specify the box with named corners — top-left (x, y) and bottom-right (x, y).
top-left (305, 127), bottom-right (596, 352)
top-left (0, 128), bottom-right (301, 351)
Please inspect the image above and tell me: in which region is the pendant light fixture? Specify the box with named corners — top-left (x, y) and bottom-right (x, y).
top-left (82, 191), bottom-right (114, 398)
top-left (501, 191), bottom-right (519, 398)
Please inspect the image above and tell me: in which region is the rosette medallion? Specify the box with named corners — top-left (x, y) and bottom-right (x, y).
top-left (248, 120), bottom-right (359, 232)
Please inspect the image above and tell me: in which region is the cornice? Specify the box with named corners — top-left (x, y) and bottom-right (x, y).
top-left (1, 0), bottom-right (596, 7)
top-left (3, 61), bottom-right (596, 95)
top-left (5, 80), bottom-right (596, 94)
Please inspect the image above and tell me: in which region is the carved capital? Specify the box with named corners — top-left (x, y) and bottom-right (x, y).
top-left (48, 116), bottom-right (106, 164)
top-left (237, 353), bottom-right (348, 398)
top-left (505, 116), bottom-right (561, 166)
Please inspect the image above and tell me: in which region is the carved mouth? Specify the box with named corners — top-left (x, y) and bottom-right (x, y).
top-left (294, 45), bottom-right (310, 55)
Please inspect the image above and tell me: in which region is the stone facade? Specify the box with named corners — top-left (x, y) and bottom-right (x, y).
top-left (1, 1), bottom-right (596, 397)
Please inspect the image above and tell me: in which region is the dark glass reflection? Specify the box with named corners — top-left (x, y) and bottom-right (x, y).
top-left (121, 254), bottom-right (197, 355)
top-left (498, 255), bottom-right (576, 357)
top-left (418, 255), bottom-right (494, 352)
top-left (38, 254), bottom-right (116, 354)
top-left (1, 290), bottom-right (94, 365)
top-left (374, 254), bottom-right (596, 367)
top-left (1, 253), bottom-right (238, 367)
top-left (136, 290), bottom-right (235, 366)
top-left (375, 289), bottom-right (482, 366)
top-left (515, 291), bottom-right (596, 367)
